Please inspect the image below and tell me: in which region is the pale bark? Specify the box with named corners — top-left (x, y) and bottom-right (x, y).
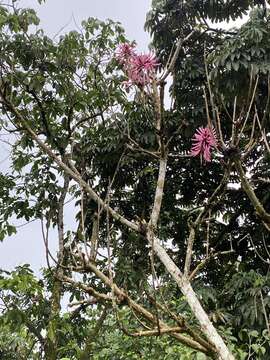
top-left (57, 174), bottom-right (70, 264)
top-left (160, 29), bottom-right (197, 82)
top-left (147, 150), bottom-right (234, 359)
top-left (72, 260), bottom-right (211, 354)
top-left (1, 92), bottom-right (234, 359)
top-left (90, 212), bottom-right (99, 260)
top-left (0, 96), bottom-right (139, 233)
top-left (146, 119), bottom-right (234, 359)
top-left (150, 233), bottom-right (235, 360)
top-left (150, 157), bottom-right (167, 228)
top-left (184, 225), bottom-right (195, 276)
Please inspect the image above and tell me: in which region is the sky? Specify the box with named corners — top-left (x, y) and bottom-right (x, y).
top-left (0, 0), bottom-right (152, 273)
top-left (20, 0), bottom-right (151, 48)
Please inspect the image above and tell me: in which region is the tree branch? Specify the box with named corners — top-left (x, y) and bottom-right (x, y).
top-left (184, 166), bottom-right (231, 276)
top-left (73, 259), bottom-right (211, 354)
top-left (0, 92), bottom-right (140, 233)
top-left (160, 30), bottom-right (197, 83)
top-left (147, 233), bottom-right (235, 359)
top-left (234, 159), bottom-right (270, 231)
top-left (149, 157), bottom-right (167, 228)
top-left (130, 326), bottom-right (183, 337)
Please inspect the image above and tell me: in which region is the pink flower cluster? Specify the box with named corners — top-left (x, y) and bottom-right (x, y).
top-left (190, 127), bottom-right (217, 162)
top-left (115, 43), bottom-right (159, 87)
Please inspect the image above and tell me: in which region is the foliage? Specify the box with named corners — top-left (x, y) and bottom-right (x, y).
top-left (0, 0), bottom-right (270, 359)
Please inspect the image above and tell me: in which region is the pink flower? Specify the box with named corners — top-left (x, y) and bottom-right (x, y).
top-left (115, 43), bottom-right (136, 64)
top-left (128, 53), bottom-right (159, 86)
top-left (116, 43), bottom-right (159, 87)
top-left (190, 127), bottom-right (217, 162)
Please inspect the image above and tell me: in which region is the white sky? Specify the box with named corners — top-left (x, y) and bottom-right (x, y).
top-left (0, 0), bottom-right (151, 273)
top-left (20, 0), bottom-right (151, 48)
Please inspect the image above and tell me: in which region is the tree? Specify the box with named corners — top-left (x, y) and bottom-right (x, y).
top-left (0, 0), bottom-right (270, 359)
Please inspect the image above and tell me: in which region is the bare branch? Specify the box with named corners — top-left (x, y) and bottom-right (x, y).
top-left (126, 138), bottom-right (160, 159)
top-left (61, 275), bottom-right (113, 302)
top-left (189, 250), bottom-right (235, 281)
top-left (184, 221), bottom-right (196, 276)
top-left (0, 92), bottom-right (140, 233)
top-left (234, 159), bottom-right (270, 231)
top-left (148, 233), bottom-right (234, 359)
top-left (238, 76), bottom-right (259, 142)
top-left (146, 293), bottom-right (215, 352)
top-left (75, 259), bottom-right (211, 354)
top-left (256, 113), bottom-right (270, 155)
top-left (130, 326), bottom-right (183, 337)
top-left (57, 173), bottom-right (70, 265)
top-left (204, 45), bottom-right (217, 130)
top-left (184, 166), bottom-right (231, 276)
top-left (160, 30), bottom-right (197, 83)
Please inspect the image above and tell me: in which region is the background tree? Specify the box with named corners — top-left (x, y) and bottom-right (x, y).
top-left (0, 0), bottom-right (270, 359)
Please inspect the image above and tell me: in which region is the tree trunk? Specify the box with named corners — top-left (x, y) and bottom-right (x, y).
top-left (150, 233), bottom-right (235, 360)
top-left (44, 277), bottom-right (62, 360)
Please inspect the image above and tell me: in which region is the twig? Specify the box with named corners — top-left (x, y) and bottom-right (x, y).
top-left (256, 113), bottom-right (270, 155)
top-left (146, 292), bottom-right (217, 353)
top-left (57, 173), bottom-right (70, 266)
top-left (130, 326), bottom-right (183, 337)
top-left (244, 111), bottom-right (257, 153)
top-left (203, 86), bottom-right (212, 129)
top-left (206, 210), bottom-right (211, 258)
top-left (0, 91), bottom-right (140, 233)
top-left (159, 29), bottom-right (197, 83)
top-left (262, 233), bottom-right (270, 260)
top-left (234, 159), bottom-right (270, 231)
top-left (126, 139), bottom-right (160, 159)
top-left (238, 76), bottom-right (259, 142)
top-left (149, 231), bottom-right (161, 335)
top-left (249, 235), bottom-right (270, 265)
top-left (189, 250), bottom-right (235, 281)
top-left (41, 217), bottom-right (53, 269)
top-left (184, 166), bottom-right (231, 276)
top-left (61, 275), bottom-right (112, 302)
top-left (76, 259), bottom-right (210, 354)
top-left (165, 119), bottom-right (187, 149)
top-left (204, 43), bottom-right (217, 130)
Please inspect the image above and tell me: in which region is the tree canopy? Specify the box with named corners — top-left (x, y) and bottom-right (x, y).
top-left (0, 0), bottom-right (270, 359)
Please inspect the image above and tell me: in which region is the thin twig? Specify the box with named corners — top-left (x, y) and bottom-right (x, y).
top-left (204, 43), bottom-right (217, 129)
top-left (160, 30), bottom-right (197, 83)
top-left (189, 250), bottom-right (235, 281)
top-left (256, 113), bottom-right (270, 155)
top-left (0, 91), bottom-right (140, 232)
top-left (184, 166), bottom-right (231, 276)
top-left (238, 76), bottom-right (259, 142)
top-left (234, 159), bottom-right (270, 231)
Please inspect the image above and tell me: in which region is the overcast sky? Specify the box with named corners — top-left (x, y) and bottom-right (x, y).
top-left (0, 0), bottom-right (151, 273)
top-left (20, 0), bottom-right (151, 47)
